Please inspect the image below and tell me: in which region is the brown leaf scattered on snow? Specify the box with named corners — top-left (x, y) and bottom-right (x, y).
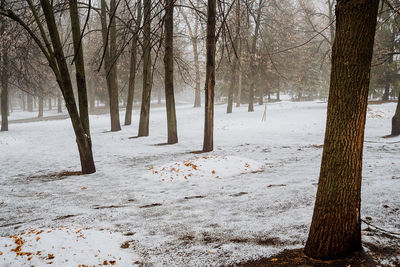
top-left (47, 253), bottom-right (55, 259)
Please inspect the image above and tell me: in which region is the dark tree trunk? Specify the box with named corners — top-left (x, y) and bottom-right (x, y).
top-left (138, 0), bottom-right (152, 136)
top-left (100, 0), bottom-right (121, 132)
top-left (391, 91), bottom-right (400, 135)
top-left (382, 82), bottom-right (390, 101)
top-left (125, 1), bottom-right (142, 126)
top-left (69, 0), bottom-right (90, 136)
top-left (40, 0), bottom-right (95, 174)
top-left (0, 41), bottom-right (8, 132)
top-left (305, 0), bottom-right (379, 260)
top-left (48, 97), bottom-right (52, 110)
top-left (203, 0), bottom-right (216, 152)
top-left (21, 93), bottom-right (26, 111)
top-left (164, 0), bottom-right (178, 144)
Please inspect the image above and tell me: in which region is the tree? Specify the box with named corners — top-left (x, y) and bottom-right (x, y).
top-left (125, 1), bottom-right (142, 126)
top-left (138, 0), bottom-right (152, 137)
top-left (0, 2), bottom-right (8, 131)
top-left (305, 0), bottom-right (380, 259)
top-left (392, 91), bottom-right (400, 135)
top-left (164, 0), bottom-right (178, 144)
top-left (0, 0), bottom-right (96, 174)
top-left (100, 0), bottom-right (121, 132)
top-left (203, 0), bottom-right (216, 152)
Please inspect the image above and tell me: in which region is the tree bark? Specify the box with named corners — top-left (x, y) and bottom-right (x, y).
top-left (48, 97), bottom-right (52, 110)
top-left (305, 0), bottom-right (379, 259)
top-left (203, 0), bottom-right (216, 152)
top-left (138, 0), bottom-right (152, 136)
top-left (125, 1), bottom-right (142, 126)
top-left (164, 0), bottom-right (178, 144)
top-left (69, 0), bottom-right (90, 136)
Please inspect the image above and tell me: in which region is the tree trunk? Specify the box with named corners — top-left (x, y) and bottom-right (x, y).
top-left (57, 93), bottom-right (62, 113)
top-left (48, 97), bottom-right (52, 110)
top-left (248, 0), bottom-right (263, 112)
top-left (40, 0), bottom-right (95, 174)
top-left (382, 82), bottom-right (390, 101)
top-left (305, 0), bottom-right (379, 259)
top-left (203, 0), bottom-right (216, 152)
top-left (391, 91), bottom-right (400, 135)
top-left (69, 0), bottom-right (90, 136)
top-left (227, 0), bottom-right (240, 114)
top-left (164, 0), bottom-right (178, 144)
top-left (101, 0), bottom-right (121, 132)
top-left (125, 1), bottom-right (142, 126)
top-left (38, 92), bottom-right (43, 118)
top-left (0, 37), bottom-right (8, 132)
top-left (27, 93), bottom-right (33, 112)
top-left (138, 0), bottom-right (152, 136)
top-left (180, 5), bottom-right (201, 107)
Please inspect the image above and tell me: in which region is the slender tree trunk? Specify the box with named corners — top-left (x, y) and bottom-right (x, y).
top-left (38, 92), bottom-right (43, 118)
top-left (48, 97), bottom-right (52, 110)
top-left (138, 0), bottom-right (152, 136)
top-left (40, 0), bottom-right (95, 174)
top-left (100, 0), bottom-right (121, 132)
top-left (21, 93), bottom-right (26, 111)
top-left (164, 0), bottom-right (178, 144)
top-left (382, 82), bottom-right (390, 101)
top-left (0, 34), bottom-right (8, 131)
top-left (305, 0), bottom-right (379, 259)
top-left (57, 93), bottom-right (62, 113)
top-left (236, 37), bottom-right (242, 107)
top-left (69, 0), bottom-right (90, 136)
top-left (27, 93), bottom-right (33, 112)
top-left (227, 0), bottom-right (240, 114)
top-left (125, 1), bottom-right (142, 126)
top-left (248, 0), bottom-right (263, 112)
top-left (181, 6), bottom-right (201, 107)
top-left (203, 0), bottom-right (216, 152)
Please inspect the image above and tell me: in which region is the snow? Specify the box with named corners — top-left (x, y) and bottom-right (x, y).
top-left (0, 101), bottom-right (399, 266)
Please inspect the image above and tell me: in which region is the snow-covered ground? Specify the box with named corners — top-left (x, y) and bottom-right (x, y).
top-left (0, 101), bottom-right (399, 266)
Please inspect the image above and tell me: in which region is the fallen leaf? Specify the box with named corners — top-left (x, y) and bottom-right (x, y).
top-left (47, 253), bottom-right (54, 259)
top-left (81, 187), bottom-right (87, 190)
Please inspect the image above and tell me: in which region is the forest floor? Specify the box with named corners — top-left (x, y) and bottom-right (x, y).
top-left (0, 101), bottom-right (399, 266)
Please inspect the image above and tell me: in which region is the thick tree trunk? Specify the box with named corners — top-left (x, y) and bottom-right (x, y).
top-left (69, 0), bottom-right (90, 136)
top-left (125, 1), bottom-right (142, 126)
top-left (138, 0), bottom-right (152, 136)
top-left (203, 0), bottom-right (216, 152)
top-left (164, 0), bottom-right (178, 144)
top-left (100, 0), bottom-right (121, 132)
top-left (391, 91), bottom-right (400, 135)
top-left (40, 0), bottom-right (95, 174)
top-left (305, 0), bottom-right (379, 259)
